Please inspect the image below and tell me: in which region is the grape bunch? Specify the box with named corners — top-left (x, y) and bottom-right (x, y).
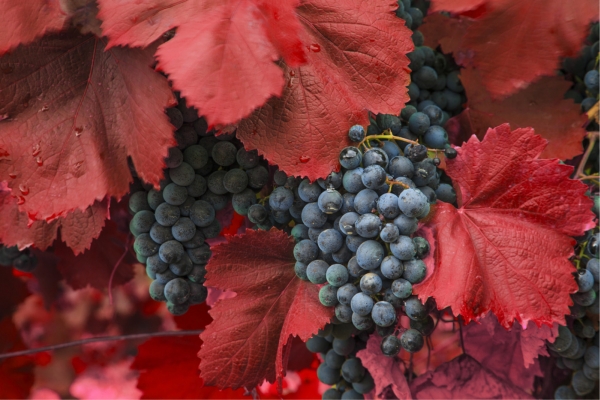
top-left (305, 323), bottom-right (374, 400)
top-left (0, 244), bottom-right (37, 272)
top-left (129, 100), bottom-right (269, 315)
top-left (549, 229), bottom-right (599, 399)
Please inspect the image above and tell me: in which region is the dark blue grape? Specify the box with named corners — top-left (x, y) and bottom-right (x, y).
top-left (188, 264), bottom-right (207, 284)
top-left (388, 156), bottom-right (414, 178)
top-left (294, 239), bottom-right (319, 264)
top-left (319, 284), bottom-right (339, 306)
top-left (352, 313), bottom-right (374, 331)
top-left (341, 193), bottom-right (356, 214)
top-left (413, 66), bottom-right (437, 89)
top-left (169, 254), bottom-right (193, 276)
top-left (319, 189), bottom-right (344, 214)
top-left (410, 315), bottom-right (435, 336)
top-left (246, 166), bottom-right (269, 189)
top-left (200, 219), bottom-right (220, 239)
top-left (129, 191), bottom-right (151, 214)
top-left (159, 240), bottom-right (184, 264)
top-left (343, 168), bottom-right (366, 194)
top-left (338, 212), bottom-right (359, 236)
top-left (346, 235), bottom-right (367, 253)
top-left (356, 240), bottom-right (384, 270)
top-left (341, 358), bottom-right (366, 383)
top-left (354, 189), bottom-right (379, 215)
top-left (380, 256), bottom-right (403, 280)
top-left (393, 214), bottom-right (418, 235)
top-left (335, 303), bottom-right (353, 323)
top-left (408, 112), bottom-right (430, 135)
top-left (413, 237), bottom-right (430, 259)
top-left (381, 335), bottom-right (401, 356)
top-left (306, 336), bottom-right (330, 353)
top-left (380, 223), bottom-right (400, 244)
top-left (165, 146), bottom-right (183, 169)
top-left (132, 210), bottom-right (156, 234)
top-left (347, 256), bottom-right (366, 278)
top-left (403, 259), bottom-right (426, 284)
top-left (164, 278), bottom-right (191, 305)
top-left (211, 141), bottom-right (237, 167)
top-left (169, 162), bottom-right (195, 186)
top-left (339, 147), bottom-right (363, 170)
top-left (348, 125), bottom-right (366, 142)
top-left (377, 193), bottom-right (400, 219)
top-left (423, 126), bottom-right (448, 149)
top-left (355, 213), bottom-right (381, 239)
top-left (222, 169), bottom-right (248, 194)
top-left (572, 370), bottom-right (595, 395)
top-left (576, 268), bottom-right (595, 292)
top-left (134, 233), bottom-right (159, 257)
top-left (171, 217), bottom-right (196, 242)
top-left (584, 69), bottom-right (599, 91)
top-left (337, 283), bottom-right (359, 306)
top-left (390, 236), bottom-right (416, 260)
top-left (179, 196), bottom-right (196, 217)
top-left (360, 273), bottom-right (382, 295)
top-left (332, 245), bottom-right (353, 264)
top-left (363, 148), bottom-right (389, 169)
top-left (302, 202), bottom-right (328, 228)
top-left (298, 179), bottom-right (322, 202)
top-left (400, 329), bottom-right (424, 353)
top-left (371, 301), bottom-right (396, 327)
top-left (248, 204), bottom-right (268, 224)
top-left (231, 188), bottom-right (256, 215)
top-left (149, 280), bottom-right (167, 302)
top-left (181, 228), bottom-right (205, 248)
top-left (236, 148), bottom-right (259, 169)
top-left (352, 373), bottom-right (374, 395)
top-left (269, 186), bottom-right (294, 211)
top-left (186, 244), bottom-right (211, 264)
top-left (351, 292), bottom-right (374, 317)
top-left (183, 145), bottom-right (208, 169)
top-left (188, 281), bottom-right (208, 304)
top-left (404, 296), bottom-right (427, 321)
top-left (435, 183), bottom-right (456, 204)
top-left (189, 200), bottom-right (215, 228)
top-left (319, 230), bottom-right (344, 253)
top-left (398, 188), bottom-right (428, 217)
top-left (446, 70), bottom-right (464, 92)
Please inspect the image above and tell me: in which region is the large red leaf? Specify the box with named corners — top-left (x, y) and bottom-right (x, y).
top-left (409, 354), bottom-right (533, 399)
top-left (428, 0), bottom-right (598, 98)
top-left (0, 0), bottom-right (67, 54)
top-left (0, 188), bottom-right (109, 254)
top-left (199, 229), bottom-right (333, 389)
top-left (55, 220), bottom-right (136, 290)
top-left (415, 124), bottom-right (595, 328)
top-left (0, 31), bottom-right (175, 222)
top-left (97, 0), bottom-right (306, 126)
top-left (445, 68), bottom-right (587, 160)
top-left (0, 317), bottom-right (35, 399)
top-left (238, 0), bottom-right (413, 181)
top-left (428, 0), bottom-right (485, 14)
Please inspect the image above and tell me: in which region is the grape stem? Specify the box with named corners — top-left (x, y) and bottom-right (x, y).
top-left (385, 179), bottom-right (411, 192)
top-left (0, 330), bottom-right (204, 360)
top-left (575, 131), bottom-right (599, 179)
top-left (108, 233), bottom-right (133, 306)
top-left (358, 130), bottom-right (428, 151)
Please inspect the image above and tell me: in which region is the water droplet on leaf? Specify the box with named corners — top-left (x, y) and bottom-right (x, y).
top-left (16, 196), bottom-right (25, 205)
top-left (35, 156), bottom-right (43, 166)
top-left (8, 173), bottom-right (16, 179)
top-left (300, 156), bottom-right (310, 163)
top-left (19, 184), bottom-right (29, 195)
top-left (32, 143), bottom-right (41, 157)
top-left (308, 43), bottom-right (321, 52)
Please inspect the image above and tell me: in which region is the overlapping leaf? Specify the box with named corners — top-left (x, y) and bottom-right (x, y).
top-left (415, 124), bottom-right (595, 328)
top-left (238, 0), bottom-right (413, 180)
top-left (0, 31), bottom-right (175, 222)
top-left (199, 229), bottom-right (333, 389)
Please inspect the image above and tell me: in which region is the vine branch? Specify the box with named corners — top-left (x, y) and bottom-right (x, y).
top-left (0, 330), bottom-right (204, 360)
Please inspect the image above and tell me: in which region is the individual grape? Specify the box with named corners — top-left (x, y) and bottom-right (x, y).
top-left (294, 261), bottom-right (309, 281)
top-left (410, 315), bottom-right (435, 336)
top-left (576, 268), bottom-right (595, 292)
top-left (340, 193), bottom-right (356, 214)
top-left (188, 264), bottom-right (207, 283)
top-left (338, 212), bottom-right (359, 236)
top-left (339, 147), bottom-right (363, 170)
top-left (404, 144), bottom-right (428, 163)
top-left (167, 301), bottom-right (190, 316)
top-left (169, 254), bottom-right (193, 276)
top-left (550, 326), bottom-right (574, 352)
top-left (149, 280), bottom-right (167, 302)
top-left (155, 266), bottom-right (177, 283)
top-left (306, 336), bottom-right (331, 353)
top-left (298, 179), bottom-right (322, 202)
top-left (246, 166), bottom-right (269, 189)
top-left (381, 141), bottom-right (401, 160)
top-left (188, 281), bottom-right (208, 304)
top-left (319, 284), bottom-right (339, 307)
top-left (361, 165), bottom-right (387, 190)
top-left (289, 225), bottom-right (309, 243)
top-left (423, 126), bottom-right (448, 149)
top-left (341, 358), bottom-right (366, 383)
top-left (413, 237), bottom-right (430, 259)
top-left (166, 107), bottom-right (184, 129)
top-left (318, 230), bottom-right (344, 254)
top-left (352, 313), bottom-right (374, 331)
top-left (307, 260), bottom-right (329, 285)
top-left (403, 259), bottom-right (426, 284)
top-left (207, 170), bottom-right (228, 195)
top-left (572, 289), bottom-right (596, 307)
top-left (335, 303), bottom-right (353, 323)
top-left (587, 258), bottom-right (599, 282)
top-left (155, 203), bottom-right (181, 227)
top-left (343, 168), bottom-right (366, 194)
top-left (388, 156), bottom-right (414, 179)
top-left (231, 188), bottom-right (257, 215)
top-left (11, 254), bottom-right (36, 272)
top-left (354, 189), bottom-right (379, 215)
top-left (327, 264), bottom-right (349, 287)
top-left (132, 210), bottom-right (156, 233)
top-left (408, 112), bottom-right (430, 135)
top-left (159, 240), bottom-right (184, 264)
top-left (584, 345), bottom-right (599, 368)
top-left (393, 214), bottom-right (418, 236)
top-left (186, 244), bottom-right (211, 264)
top-left (236, 148), bottom-right (259, 169)
top-left (211, 141), bottom-right (237, 167)
top-left (559, 335), bottom-right (582, 359)
top-left (272, 170), bottom-right (288, 186)
top-left (407, 47), bottom-right (424, 70)
top-left (404, 296), bottom-right (427, 321)
top-left (380, 223), bottom-right (400, 244)
top-left (129, 191), bottom-right (151, 214)
top-left (352, 373), bottom-right (374, 394)
top-left (317, 363), bottom-right (341, 385)
top-left (398, 189), bottom-right (428, 218)
top-left (294, 240), bottom-right (319, 264)
top-left (381, 335), bottom-right (401, 356)
top-left (302, 202), bottom-right (328, 228)
top-left (446, 70), bottom-right (464, 92)
top-left (400, 329), bottom-right (424, 353)
top-left (349, 125), bottom-right (366, 142)
top-left (363, 148), bottom-right (389, 169)
top-left (337, 283), bottom-right (359, 306)
top-left (134, 233), bottom-right (159, 257)
top-left (310, 226), bottom-right (329, 243)
top-left (380, 256), bottom-right (403, 280)
top-left (164, 278), bottom-right (191, 305)
top-left (182, 145), bottom-right (208, 170)
top-left (435, 183), bottom-right (456, 204)
top-left (371, 301), bottom-right (396, 327)
top-left (413, 66), bottom-right (437, 89)
top-left (168, 162), bottom-right (195, 187)
top-left (377, 193), bottom-right (400, 219)
top-left (421, 105), bottom-right (443, 126)
top-left (355, 214), bottom-right (381, 239)
top-left (326, 349), bottom-right (346, 370)
top-left (189, 200), bottom-right (215, 228)
top-left (267, 187), bottom-right (293, 212)
top-left (360, 273), bottom-right (382, 295)
top-left (171, 217), bottom-right (196, 242)
top-left (247, 204), bottom-right (267, 225)
top-left (346, 235), bottom-right (368, 253)
top-left (222, 169), bottom-right (249, 194)
top-left (318, 189), bottom-right (344, 214)
top-left (584, 69), bottom-right (599, 91)
top-left (323, 389), bottom-right (343, 400)
top-left (351, 292), bottom-right (374, 316)
top-left (390, 236), bottom-right (416, 260)
top-left (572, 369), bottom-right (595, 395)
top-left (356, 240), bottom-right (384, 270)
top-left (146, 254), bottom-right (169, 275)
top-left (347, 256), bottom-right (366, 278)
top-left (444, 147), bottom-right (458, 160)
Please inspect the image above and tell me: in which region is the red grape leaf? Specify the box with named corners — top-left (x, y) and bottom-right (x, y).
top-left (428, 0), bottom-right (485, 14)
top-left (55, 220), bottom-right (136, 290)
top-left (0, 187), bottom-right (109, 254)
top-left (0, 268), bottom-right (29, 321)
top-left (0, 0), bottom-right (67, 54)
top-left (356, 334), bottom-right (412, 400)
top-left (428, 0), bottom-right (598, 98)
top-left (446, 68), bottom-right (588, 160)
top-left (409, 354), bottom-right (533, 399)
top-left (0, 317), bottom-right (35, 399)
top-left (414, 124), bottom-right (595, 328)
top-left (0, 30), bottom-right (175, 222)
top-left (418, 14), bottom-right (471, 63)
top-left (237, 0), bottom-right (413, 181)
top-left (97, 0), bottom-right (306, 126)
top-left (198, 228), bottom-right (334, 389)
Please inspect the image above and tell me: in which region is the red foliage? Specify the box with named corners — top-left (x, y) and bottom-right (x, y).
top-left (428, 0), bottom-right (485, 15)
top-left (0, 318), bottom-right (35, 399)
top-left (356, 334), bottom-right (411, 400)
top-left (199, 229), bottom-right (333, 389)
top-left (97, 0), bottom-right (306, 127)
top-left (409, 354), bottom-right (533, 399)
top-left (415, 124), bottom-right (595, 328)
top-left (0, 31), bottom-right (175, 222)
top-left (55, 220), bottom-right (136, 290)
top-left (427, 0), bottom-right (598, 98)
top-left (0, 0), bottom-right (67, 54)
top-left (238, 0), bottom-right (413, 181)
top-left (446, 68), bottom-right (588, 160)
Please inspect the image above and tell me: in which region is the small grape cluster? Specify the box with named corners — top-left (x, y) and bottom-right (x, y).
top-left (0, 244), bottom-right (37, 272)
top-left (305, 323), bottom-right (374, 400)
top-left (129, 100), bottom-right (269, 315)
top-left (550, 230), bottom-right (599, 399)
top-left (395, 0), bottom-right (466, 127)
top-left (563, 22), bottom-right (599, 116)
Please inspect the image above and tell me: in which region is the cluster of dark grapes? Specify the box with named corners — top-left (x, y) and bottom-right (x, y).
top-left (396, 0), bottom-right (466, 126)
top-left (563, 22), bottom-right (599, 117)
top-left (0, 244), bottom-right (37, 272)
top-left (550, 228), bottom-right (599, 399)
top-left (305, 323), bottom-right (374, 400)
top-left (129, 99), bottom-right (269, 315)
